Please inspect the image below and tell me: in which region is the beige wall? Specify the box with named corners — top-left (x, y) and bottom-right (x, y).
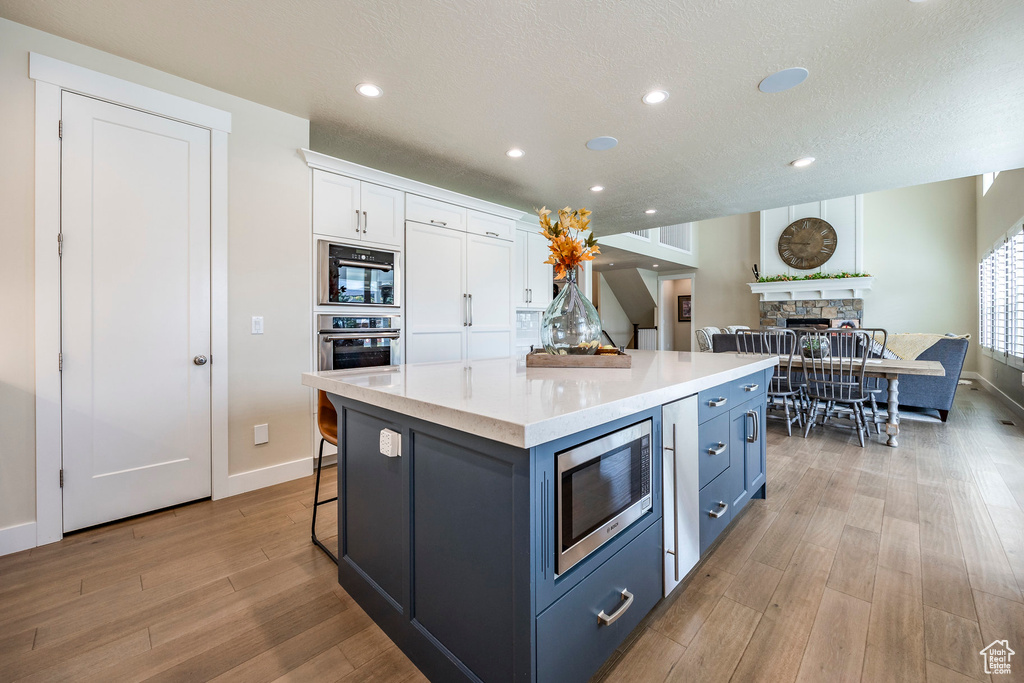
top-left (0, 18), bottom-right (311, 531)
top-left (669, 278), bottom-right (693, 352)
top-left (861, 177), bottom-right (978, 371)
top-left (976, 168), bottom-right (1024, 410)
top-left (692, 213), bottom-right (761, 333)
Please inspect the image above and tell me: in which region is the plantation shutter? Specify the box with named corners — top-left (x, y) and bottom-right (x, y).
top-left (1011, 227), bottom-right (1024, 360)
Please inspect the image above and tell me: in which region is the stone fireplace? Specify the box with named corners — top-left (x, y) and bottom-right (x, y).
top-left (759, 299), bottom-right (863, 328)
top-left (747, 276), bottom-right (874, 329)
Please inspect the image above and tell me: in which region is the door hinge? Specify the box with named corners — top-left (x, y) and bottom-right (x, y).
top-left (57, 233), bottom-right (63, 257)
top-left (59, 469), bottom-right (64, 487)
top-left (58, 120), bottom-right (63, 139)
top-left (58, 351), bottom-right (63, 372)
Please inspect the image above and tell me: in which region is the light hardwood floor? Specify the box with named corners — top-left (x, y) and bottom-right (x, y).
top-left (1, 384), bottom-right (1021, 682)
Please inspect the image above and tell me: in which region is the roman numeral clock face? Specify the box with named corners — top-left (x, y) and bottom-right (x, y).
top-left (777, 218), bottom-right (838, 270)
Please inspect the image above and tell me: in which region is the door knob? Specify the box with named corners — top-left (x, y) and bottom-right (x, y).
top-left (193, 355), bottom-right (208, 366)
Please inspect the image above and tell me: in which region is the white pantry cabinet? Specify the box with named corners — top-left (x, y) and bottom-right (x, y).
top-left (313, 169), bottom-right (404, 247)
top-left (514, 228), bottom-right (554, 310)
top-left (405, 222), bottom-right (513, 364)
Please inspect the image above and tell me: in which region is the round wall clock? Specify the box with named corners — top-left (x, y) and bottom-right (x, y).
top-left (778, 217), bottom-right (837, 270)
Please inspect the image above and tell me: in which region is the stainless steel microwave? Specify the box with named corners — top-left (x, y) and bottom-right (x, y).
top-left (317, 314), bottom-right (401, 371)
top-left (556, 419), bottom-right (653, 575)
top-left (318, 240), bottom-right (400, 308)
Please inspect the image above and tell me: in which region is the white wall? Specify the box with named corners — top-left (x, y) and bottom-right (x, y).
top-left (0, 18), bottom-right (312, 533)
top-left (760, 196), bottom-right (861, 276)
top-left (976, 168), bottom-right (1024, 410)
top-left (596, 274), bottom-right (633, 348)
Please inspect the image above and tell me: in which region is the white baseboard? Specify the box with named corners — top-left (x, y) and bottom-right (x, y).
top-left (0, 521), bottom-right (37, 558)
top-left (227, 456), bottom-right (313, 497)
top-left (962, 371), bottom-right (1024, 420)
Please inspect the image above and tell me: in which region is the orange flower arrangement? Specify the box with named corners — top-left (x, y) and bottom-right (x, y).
top-left (537, 206), bottom-right (600, 280)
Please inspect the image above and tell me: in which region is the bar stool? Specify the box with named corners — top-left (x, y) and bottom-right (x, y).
top-left (312, 390), bottom-right (338, 565)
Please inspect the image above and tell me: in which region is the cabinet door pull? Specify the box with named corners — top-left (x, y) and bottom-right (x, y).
top-left (355, 209), bottom-right (361, 233)
top-left (485, 231), bottom-right (499, 237)
top-left (708, 397), bottom-right (727, 407)
top-left (362, 210), bottom-right (368, 233)
top-left (743, 383), bottom-right (759, 392)
top-left (671, 423), bottom-right (679, 581)
top-left (747, 410), bottom-right (759, 443)
top-left (597, 589), bottom-right (634, 626)
top-left (463, 293), bottom-right (468, 326)
top-left (707, 441), bottom-right (726, 456)
top-left (430, 219), bottom-right (447, 226)
top-left (468, 293), bottom-right (473, 326)
top-left (708, 501), bottom-right (728, 519)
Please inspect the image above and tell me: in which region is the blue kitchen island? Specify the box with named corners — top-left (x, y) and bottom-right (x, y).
top-left (302, 350), bottom-right (777, 683)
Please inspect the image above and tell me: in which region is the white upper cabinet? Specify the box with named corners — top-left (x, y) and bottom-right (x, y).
top-left (313, 170), bottom-right (360, 239)
top-left (406, 194), bottom-right (467, 232)
top-left (360, 181), bottom-right (404, 246)
top-left (466, 234), bottom-right (513, 359)
top-left (312, 169), bottom-right (403, 248)
top-left (514, 228), bottom-right (554, 310)
top-left (467, 210), bottom-right (514, 242)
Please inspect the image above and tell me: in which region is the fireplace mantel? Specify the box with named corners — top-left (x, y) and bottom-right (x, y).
top-left (747, 276), bottom-right (874, 302)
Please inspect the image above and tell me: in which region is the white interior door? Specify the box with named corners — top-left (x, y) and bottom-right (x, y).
top-left (466, 234), bottom-right (513, 360)
top-left (61, 92), bottom-right (212, 532)
top-left (404, 222), bottom-right (466, 364)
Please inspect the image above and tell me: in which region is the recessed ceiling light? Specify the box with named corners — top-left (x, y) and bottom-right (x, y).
top-left (790, 156), bottom-right (816, 168)
top-left (586, 136), bottom-right (618, 151)
top-left (642, 90), bottom-right (669, 105)
top-left (590, 185), bottom-right (604, 192)
top-left (645, 209), bottom-right (657, 214)
top-left (609, 262), bottom-right (615, 266)
top-left (653, 264), bottom-right (659, 268)
top-left (506, 148), bottom-right (525, 158)
top-left (758, 68), bottom-right (809, 94)
top-left (355, 83), bottom-right (383, 98)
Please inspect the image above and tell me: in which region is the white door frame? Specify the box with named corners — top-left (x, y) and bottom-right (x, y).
top-left (31, 53), bottom-right (231, 546)
top-left (657, 273), bottom-right (695, 351)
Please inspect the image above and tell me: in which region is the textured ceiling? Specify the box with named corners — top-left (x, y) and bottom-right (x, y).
top-left (4, 0), bottom-right (1024, 235)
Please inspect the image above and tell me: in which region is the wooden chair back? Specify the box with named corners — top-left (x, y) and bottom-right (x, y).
top-left (317, 391), bottom-right (338, 446)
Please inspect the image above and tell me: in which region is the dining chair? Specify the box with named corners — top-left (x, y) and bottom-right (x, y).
top-left (312, 390), bottom-right (339, 565)
top-left (802, 330), bottom-right (872, 447)
top-left (859, 328), bottom-right (889, 434)
top-left (763, 329), bottom-right (804, 436)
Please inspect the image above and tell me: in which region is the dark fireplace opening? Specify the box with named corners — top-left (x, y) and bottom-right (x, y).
top-left (786, 318), bottom-right (830, 329)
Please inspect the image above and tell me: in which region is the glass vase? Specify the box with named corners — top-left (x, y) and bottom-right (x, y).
top-left (541, 270), bottom-right (603, 355)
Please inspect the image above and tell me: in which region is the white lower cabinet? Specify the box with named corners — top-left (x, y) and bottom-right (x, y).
top-left (405, 222), bottom-right (513, 364)
top-left (662, 394), bottom-right (700, 597)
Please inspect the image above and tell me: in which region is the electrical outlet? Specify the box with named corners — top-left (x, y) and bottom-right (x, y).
top-left (254, 424), bottom-right (269, 445)
top-left (251, 316), bottom-right (264, 335)
top-left (379, 428), bottom-right (401, 457)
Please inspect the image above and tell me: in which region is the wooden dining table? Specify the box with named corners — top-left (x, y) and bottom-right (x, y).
top-left (785, 355), bottom-right (945, 448)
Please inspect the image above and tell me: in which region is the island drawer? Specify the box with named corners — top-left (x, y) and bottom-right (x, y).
top-left (699, 469), bottom-right (733, 554)
top-left (732, 371), bottom-right (766, 401)
top-left (697, 386), bottom-right (732, 423)
top-left (536, 520), bottom-right (662, 683)
top-left (697, 412), bottom-right (730, 489)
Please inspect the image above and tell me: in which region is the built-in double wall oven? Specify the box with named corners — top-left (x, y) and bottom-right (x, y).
top-left (556, 419), bottom-right (653, 574)
top-left (318, 240), bottom-right (399, 308)
top-left (317, 314), bottom-right (401, 371)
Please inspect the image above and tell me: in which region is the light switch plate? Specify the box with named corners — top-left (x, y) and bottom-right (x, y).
top-left (251, 316), bottom-right (264, 335)
top-left (254, 424), bottom-right (269, 445)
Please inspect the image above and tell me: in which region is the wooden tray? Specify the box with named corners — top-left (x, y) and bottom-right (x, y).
top-left (525, 349), bottom-right (632, 368)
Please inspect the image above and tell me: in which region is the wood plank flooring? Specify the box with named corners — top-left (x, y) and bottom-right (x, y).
top-left (1, 383), bottom-right (1021, 682)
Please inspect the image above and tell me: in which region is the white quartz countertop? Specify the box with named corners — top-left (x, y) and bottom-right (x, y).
top-left (302, 351), bottom-right (778, 448)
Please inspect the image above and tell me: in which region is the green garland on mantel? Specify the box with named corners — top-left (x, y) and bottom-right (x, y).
top-left (756, 272), bottom-right (872, 283)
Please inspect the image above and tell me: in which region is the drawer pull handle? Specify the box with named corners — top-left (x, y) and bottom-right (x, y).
top-left (485, 231), bottom-right (500, 237)
top-left (708, 501), bottom-right (728, 519)
top-left (743, 383), bottom-right (759, 392)
top-left (708, 397), bottom-right (728, 407)
top-left (597, 589), bottom-right (634, 626)
top-left (707, 442), bottom-right (726, 456)
top-left (430, 219), bottom-right (448, 226)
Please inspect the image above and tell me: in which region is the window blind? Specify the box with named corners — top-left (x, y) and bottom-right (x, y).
top-left (980, 223), bottom-right (1024, 363)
